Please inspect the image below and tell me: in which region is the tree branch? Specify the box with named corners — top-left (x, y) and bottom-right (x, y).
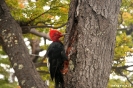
top-left (117, 27), bottom-right (128, 31)
top-left (29, 39), bottom-right (44, 63)
top-left (30, 28), bottom-right (51, 40)
top-left (112, 65), bottom-right (133, 70)
top-left (35, 62), bottom-right (47, 68)
top-left (37, 70), bottom-right (49, 74)
top-left (30, 22), bottom-right (67, 29)
top-left (21, 22), bottom-right (67, 29)
top-left (27, 9), bottom-right (50, 24)
top-left (112, 65), bottom-right (133, 86)
top-left (27, 4), bottom-right (67, 24)
top-left (21, 23), bottom-right (67, 39)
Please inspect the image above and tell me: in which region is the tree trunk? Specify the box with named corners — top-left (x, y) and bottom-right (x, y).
top-left (65, 0), bottom-right (121, 88)
top-left (0, 0), bottom-right (47, 88)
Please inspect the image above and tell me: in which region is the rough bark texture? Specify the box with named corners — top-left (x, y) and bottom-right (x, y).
top-left (65, 0), bottom-right (121, 88)
top-left (0, 0), bottom-right (47, 88)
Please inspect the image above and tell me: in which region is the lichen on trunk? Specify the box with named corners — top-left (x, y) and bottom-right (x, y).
top-left (0, 0), bottom-right (47, 88)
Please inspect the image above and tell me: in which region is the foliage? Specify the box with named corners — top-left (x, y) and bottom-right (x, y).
top-left (0, 0), bottom-right (69, 87)
top-left (108, 0), bottom-right (133, 86)
top-left (0, 46), bottom-right (14, 87)
top-left (108, 78), bottom-right (131, 88)
top-left (118, 0), bottom-right (133, 26)
top-left (113, 32), bottom-right (133, 68)
top-left (1, 0), bottom-right (133, 87)
top-left (0, 79), bottom-right (18, 88)
top-left (6, 0), bottom-right (69, 27)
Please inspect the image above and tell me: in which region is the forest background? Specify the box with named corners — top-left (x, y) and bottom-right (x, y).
top-left (0, 0), bottom-right (133, 88)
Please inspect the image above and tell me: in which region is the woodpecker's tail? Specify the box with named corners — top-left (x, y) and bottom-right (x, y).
top-left (55, 71), bottom-right (64, 88)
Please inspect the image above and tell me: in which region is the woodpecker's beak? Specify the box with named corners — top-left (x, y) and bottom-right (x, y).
top-left (62, 33), bottom-right (69, 36)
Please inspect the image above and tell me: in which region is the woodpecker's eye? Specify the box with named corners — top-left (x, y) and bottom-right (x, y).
top-left (54, 32), bottom-right (60, 36)
top-left (55, 32), bottom-right (59, 35)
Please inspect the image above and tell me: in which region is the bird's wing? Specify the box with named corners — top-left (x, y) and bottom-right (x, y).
top-left (49, 59), bottom-right (58, 80)
top-left (47, 42), bottom-right (64, 80)
top-left (47, 42), bottom-right (68, 87)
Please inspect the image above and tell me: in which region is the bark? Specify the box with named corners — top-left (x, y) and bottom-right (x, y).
top-left (65, 0), bottom-right (121, 88)
top-left (0, 0), bottom-right (47, 88)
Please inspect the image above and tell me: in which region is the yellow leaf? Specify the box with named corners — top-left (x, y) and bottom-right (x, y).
top-left (122, 12), bottom-right (132, 20)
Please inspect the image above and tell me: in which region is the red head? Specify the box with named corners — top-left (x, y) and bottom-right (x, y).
top-left (49, 28), bottom-right (63, 42)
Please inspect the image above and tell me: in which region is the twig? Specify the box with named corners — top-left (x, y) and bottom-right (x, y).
top-left (30, 22), bottom-right (67, 29)
top-left (30, 54), bottom-right (43, 57)
top-left (120, 71), bottom-right (133, 86)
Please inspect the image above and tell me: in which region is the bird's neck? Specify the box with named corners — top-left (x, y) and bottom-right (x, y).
top-left (52, 39), bottom-right (61, 42)
top-left (53, 40), bottom-right (61, 42)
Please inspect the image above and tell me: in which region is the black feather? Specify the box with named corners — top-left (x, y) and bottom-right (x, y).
top-left (47, 41), bottom-right (67, 88)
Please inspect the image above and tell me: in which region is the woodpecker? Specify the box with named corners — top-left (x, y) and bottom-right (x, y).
top-left (47, 29), bottom-right (68, 88)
